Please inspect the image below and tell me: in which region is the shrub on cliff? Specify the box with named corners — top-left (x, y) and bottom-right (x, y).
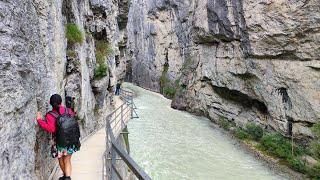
top-left (245, 123), bottom-right (264, 141)
top-left (159, 63), bottom-right (178, 99)
top-left (66, 23), bottom-right (84, 45)
top-left (159, 63), bottom-right (169, 88)
top-left (259, 133), bottom-right (304, 159)
top-left (163, 86), bottom-right (176, 99)
top-left (94, 63), bottom-right (108, 80)
top-left (95, 51), bottom-right (104, 65)
top-left (234, 128), bottom-right (249, 140)
top-left (287, 157), bottom-right (307, 173)
top-left (96, 40), bottom-right (113, 57)
top-left (93, 40), bottom-right (113, 80)
top-left (307, 163), bottom-right (320, 179)
top-left (67, 50), bottom-right (77, 58)
top-left (259, 133), bottom-right (292, 159)
top-left (311, 123), bottom-right (320, 159)
top-left (217, 117), bottom-right (231, 130)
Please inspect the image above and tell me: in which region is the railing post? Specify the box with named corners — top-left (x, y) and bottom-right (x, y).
top-left (104, 89), bottom-right (151, 180)
top-left (130, 96), bottom-right (133, 118)
top-left (111, 145), bottom-right (116, 180)
top-left (105, 117), bottom-right (112, 180)
top-left (121, 105), bottom-right (124, 129)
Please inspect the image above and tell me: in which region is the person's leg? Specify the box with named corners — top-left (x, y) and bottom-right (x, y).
top-left (115, 88), bottom-right (119, 95)
top-left (63, 155), bottom-right (72, 177)
top-left (58, 157), bottom-right (66, 176)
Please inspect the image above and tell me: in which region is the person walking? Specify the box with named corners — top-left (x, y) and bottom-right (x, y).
top-left (115, 81), bottom-right (121, 95)
top-left (36, 94), bottom-right (81, 180)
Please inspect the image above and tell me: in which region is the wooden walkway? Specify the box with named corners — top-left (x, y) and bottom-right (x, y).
top-left (52, 96), bottom-right (124, 180)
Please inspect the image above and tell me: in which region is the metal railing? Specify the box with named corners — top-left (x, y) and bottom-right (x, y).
top-left (119, 89), bottom-right (138, 118)
top-left (103, 89), bottom-right (151, 180)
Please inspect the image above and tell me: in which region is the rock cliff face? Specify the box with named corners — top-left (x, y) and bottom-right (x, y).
top-left (1, 0), bottom-right (319, 178)
top-left (127, 0), bottom-right (320, 140)
top-left (0, 0), bottom-right (128, 179)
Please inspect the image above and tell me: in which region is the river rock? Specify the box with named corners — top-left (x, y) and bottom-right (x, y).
top-left (300, 155), bottom-right (318, 167)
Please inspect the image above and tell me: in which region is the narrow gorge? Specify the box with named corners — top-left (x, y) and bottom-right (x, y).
top-left (127, 0), bottom-right (320, 141)
top-left (0, 0), bottom-right (319, 179)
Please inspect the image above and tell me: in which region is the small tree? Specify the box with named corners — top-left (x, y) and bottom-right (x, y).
top-left (245, 123), bottom-right (264, 141)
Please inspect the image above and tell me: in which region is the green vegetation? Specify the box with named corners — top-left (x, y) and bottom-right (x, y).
top-left (217, 117), bottom-right (231, 130)
top-left (67, 50), bottom-right (77, 58)
top-left (223, 120), bottom-right (320, 178)
top-left (312, 123), bottom-right (320, 136)
top-left (94, 63), bottom-right (108, 80)
top-left (245, 123), bottom-right (264, 141)
top-left (258, 133), bottom-right (320, 178)
top-left (159, 57), bottom-right (193, 99)
top-left (74, 59), bottom-right (81, 67)
top-left (287, 157), bottom-right (307, 173)
top-left (259, 133), bottom-right (300, 158)
top-left (93, 40), bottom-right (113, 80)
top-left (66, 23), bottom-right (84, 45)
top-left (234, 128), bottom-right (249, 140)
top-left (311, 123), bottom-right (320, 159)
top-left (163, 86), bottom-right (176, 99)
top-left (310, 141), bottom-right (320, 160)
top-left (180, 57), bottom-right (192, 72)
top-left (96, 40), bottom-right (113, 57)
top-left (94, 106), bottom-right (100, 114)
top-left (160, 63), bottom-right (169, 88)
top-left (95, 51), bottom-right (104, 64)
top-left (307, 163), bottom-right (320, 179)
top-left (159, 63), bottom-right (177, 99)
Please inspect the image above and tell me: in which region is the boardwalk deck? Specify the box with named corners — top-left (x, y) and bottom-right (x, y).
top-left (52, 96), bottom-right (124, 180)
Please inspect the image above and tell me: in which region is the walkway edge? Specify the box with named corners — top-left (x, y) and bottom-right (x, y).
top-left (47, 127), bottom-right (104, 180)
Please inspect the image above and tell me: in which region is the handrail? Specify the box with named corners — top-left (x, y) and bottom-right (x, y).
top-left (119, 90), bottom-right (139, 118)
top-left (107, 122), bottom-right (151, 180)
top-left (103, 90), bottom-right (151, 180)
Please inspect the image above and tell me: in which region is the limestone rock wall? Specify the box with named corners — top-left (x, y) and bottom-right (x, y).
top-left (127, 0), bottom-right (320, 140)
top-left (0, 0), bottom-right (128, 179)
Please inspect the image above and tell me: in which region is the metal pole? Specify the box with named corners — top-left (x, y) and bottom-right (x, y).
top-left (111, 146), bottom-right (116, 180)
top-left (105, 118), bottom-right (111, 180)
top-left (130, 96), bottom-right (133, 118)
top-left (121, 105), bottom-right (124, 130)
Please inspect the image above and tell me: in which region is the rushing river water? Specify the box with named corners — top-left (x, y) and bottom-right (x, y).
top-left (125, 83), bottom-right (288, 180)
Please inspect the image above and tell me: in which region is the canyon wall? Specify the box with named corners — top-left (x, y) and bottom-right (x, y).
top-left (0, 0), bottom-right (319, 178)
top-left (0, 0), bottom-right (128, 179)
top-left (127, 0), bottom-right (320, 140)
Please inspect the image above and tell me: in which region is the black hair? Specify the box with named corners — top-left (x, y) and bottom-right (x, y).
top-left (65, 96), bottom-right (72, 109)
top-left (50, 94), bottom-right (62, 111)
top-left (65, 96), bottom-right (75, 111)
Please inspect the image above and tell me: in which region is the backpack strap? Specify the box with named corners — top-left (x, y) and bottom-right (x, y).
top-left (64, 107), bottom-right (69, 115)
top-left (48, 111), bottom-right (59, 118)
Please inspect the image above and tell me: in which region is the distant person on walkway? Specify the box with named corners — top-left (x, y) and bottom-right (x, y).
top-left (36, 94), bottom-right (81, 180)
top-left (115, 81), bottom-right (121, 95)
